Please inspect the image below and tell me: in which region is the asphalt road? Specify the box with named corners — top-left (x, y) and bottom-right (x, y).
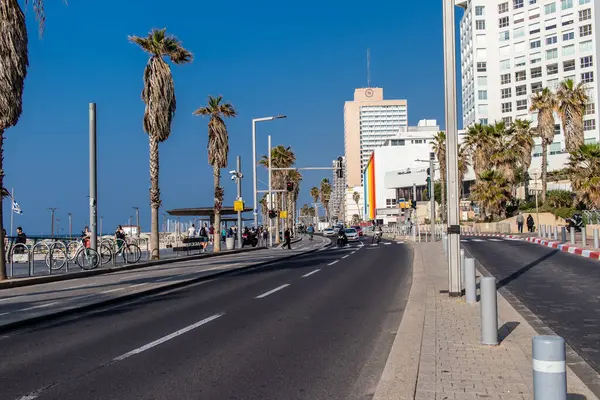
top-left (461, 236), bottom-right (600, 376)
top-left (0, 237), bottom-right (412, 400)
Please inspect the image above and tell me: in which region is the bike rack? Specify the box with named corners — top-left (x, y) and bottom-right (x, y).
top-left (31, 242), bottom-right (50, 276)
top-left (9, 244), bottom-right (31, 278)
top-left (99, 239), bottom-right (115, 266)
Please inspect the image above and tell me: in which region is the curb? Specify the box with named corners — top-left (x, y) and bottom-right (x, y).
top-left (462, 233), bottom-right (600, 260)
top-left (0, 237), bottom-right (332, 334)
top-left (0, 247), bottom-right (266, 290)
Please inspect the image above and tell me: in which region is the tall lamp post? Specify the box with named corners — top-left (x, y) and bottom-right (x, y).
top-left (442, 0), bottom-right (462, 296)
top-left (68, 213), bottom-right (72, 238)
top-left (532, 169), bottom-right (541, 233)
top-left (48, 208), bottom-right (58, 238)
top-left (230, 156), bottom-right (244, 248)
top-left (133, 207), bottom-right (140, 238)
top-left (252, 115), bottom-right (286, 229)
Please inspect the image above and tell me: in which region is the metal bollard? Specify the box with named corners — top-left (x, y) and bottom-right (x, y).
top-left (582, 226), bottom-right (587, 247)
top-left (570, 227), bottom-right (575, 244)
top-left (480, 276), bottom-right (498, 346)
top-left (539, 224), bottom-right (544, 238)
top-left (533, 335), bottom-right (567, 400)
top-left (460, 248), bottom-right (465, 285)
top-left (595, 229), bottom-right (599, 249)
top-left (553, 226), bottom-right (558, 241)
top-left (442, 234), bottom-right (447, 253)
top-left (561, 227), bottom-right (567, 242)
top-left (465, 257), bottom-right (477, 304)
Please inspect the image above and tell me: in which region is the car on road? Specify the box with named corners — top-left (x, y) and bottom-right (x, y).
top-left (345, 228), bottom-right (359, 241)
top-left (351, 225), bottom-right (363, 236)
top-left (323, 228), bottom-right (336, 237)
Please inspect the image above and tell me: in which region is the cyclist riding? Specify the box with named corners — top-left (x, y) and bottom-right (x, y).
top-left (307, 224), bottom-right (315, 241)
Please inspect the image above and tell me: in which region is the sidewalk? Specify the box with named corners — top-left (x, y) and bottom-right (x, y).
top-left (373, 242), bottom-right (597, 400)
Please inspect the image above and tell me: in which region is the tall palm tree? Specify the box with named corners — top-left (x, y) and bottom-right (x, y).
top-left (530, 88), bottom-right (557, 203)
top-left (130, 28), bottom-right (192, 259)
top-left (566, 143), bottom-right (600, 208)
top-left (193, 96), bottom-right (237, 252)
top-left (457, 143), bottom-right (470, 198)
top-left (259, 145), bottom-right (296, 243)
top-left (259, 194), bottom-right (269, 221)
top-left (353, 191), bottom-right (361, 220)
top-left (432, 131), bottom-right (447, 222)
top-left (556, 79), bottom-right (589, 152)
top-left (310, 186), bottom-right (320, 224)
top-left (464, 123), bottom-right (495, 178)
top-left (511, 119), bottom-right (535, 198)
top-left (320, 178), bottom-right (332, 222)
top-left (471, 169), bottom-right (511, 220)
top-left (286, 169), bottom-right (302, 231)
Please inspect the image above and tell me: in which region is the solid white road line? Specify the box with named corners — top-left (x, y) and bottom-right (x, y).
top-left (256, 284), bottom-right (290, 299)
top-left (64, 283), bottom-right (94, 290)
top-left (488, 238), bottom-right (503, 242)
top-left (129, 283), bottom-right (148, 289)
top-left (472, 238), bottom-right (485, 242)
top-left (114, 313), bottom-right (224, 361)
top-left (396, 241), bottom-right (404, 244)
top-left (119, 273), bottom-right (143, 281)
top-left (0, 295), bottom-right (23, 303)
top-left (342, 255), bottom-right (349, 259)
top-left (302, 269), bottom-right (321, 278)
top-left (370, 244), bottom-right (378, 247)
top-left (351, 251), bottom-right (356, 254)
top-left (19, 302), bottom-right (59, 312)
top-left (327, 260), bottom-right (339, 266)
top-left (100, 287), bottom-right (126, 294)
top-left (384, 242), bottom-right (391, 245)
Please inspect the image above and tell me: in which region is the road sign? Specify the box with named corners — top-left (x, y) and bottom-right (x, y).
top-left (280, 211), bottom-right (288, 218)
top-left (234, 200), bottom-right (244, 212)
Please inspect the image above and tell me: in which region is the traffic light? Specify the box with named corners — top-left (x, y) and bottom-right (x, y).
top-left (268, 210), bottom-right (277, 219)
top-left (336, 156), bottom-right (344, 179)
top-left (412, 198), bottom-right (417, 209)
top-left (426, 168), bottom-right (432, 195)
top-left (286, 181), bottom-right (294, 192)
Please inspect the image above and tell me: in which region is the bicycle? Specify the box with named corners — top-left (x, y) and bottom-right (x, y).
top-left (45, 240), bottom-right (68, 271)
top-left (99, 238), bottom-right (141, 265)
top-left (64, 238), bottom-right (101, 270)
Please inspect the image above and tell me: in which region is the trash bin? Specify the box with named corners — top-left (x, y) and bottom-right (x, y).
top-left (225, 237), bottom-right (235, 250)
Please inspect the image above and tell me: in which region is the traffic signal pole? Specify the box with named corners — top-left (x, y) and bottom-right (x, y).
top-left (430, 155), bottom-right (436, 241)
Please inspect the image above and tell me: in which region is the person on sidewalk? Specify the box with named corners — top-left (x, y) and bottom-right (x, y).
top-left (516, 212), bottom-right (524, 233)
top-left (283, 228), bottom-right (292, 249)
top-left (115, 225), bottom-right (126, 254)
top-left (526, 214), bottom-right (535, 232)
top-left (15, 227), bottom-right (26, 254)
top-left (199, 224), bottom-right (208, 252)
top-left (187, 224), bottom-right (196, 238)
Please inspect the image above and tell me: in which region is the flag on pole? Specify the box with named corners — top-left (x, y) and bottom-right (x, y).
top-left (12, 200), bottom-right (23, 215)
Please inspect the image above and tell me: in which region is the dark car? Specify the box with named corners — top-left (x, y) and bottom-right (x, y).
top-left (352, 225), bottom-right (363, 236)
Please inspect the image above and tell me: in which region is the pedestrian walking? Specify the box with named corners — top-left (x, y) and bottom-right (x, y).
top-left (526, 214), bottom-right (534, 232)
top-left (115, 225), bottom-right (126, 254)
top-left (188, 224), bottom-right (196, 238)
top-left (283, 228), bottom-right (292, 249)
top-left (516, 212), bottom-right (524, 233)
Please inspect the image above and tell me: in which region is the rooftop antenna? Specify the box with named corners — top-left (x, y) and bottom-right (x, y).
top-left (367, 48), bottom-right (371, 88)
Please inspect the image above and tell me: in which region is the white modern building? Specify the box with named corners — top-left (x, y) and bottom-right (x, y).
top-left (457, 0), bottom-right (599, 172)
top-left (331, 156), bottom-right (347, 222)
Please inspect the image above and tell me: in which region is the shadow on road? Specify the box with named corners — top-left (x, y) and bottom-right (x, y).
top-left (497, 250), bottom-right (558, 289)
top-left (498, 321), bottom-right (519, 343)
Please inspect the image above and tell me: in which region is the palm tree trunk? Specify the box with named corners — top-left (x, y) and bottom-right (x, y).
top-left (275, 193), bottom-right (281, 244)
top-left (0, 131), bottom-right (6, 280)
top-left (541, 142), bottom-right (548, 203)
top-left (149, 135), bottom-right (161, 260)
top-left (213, 166), bottom-right (222, 252)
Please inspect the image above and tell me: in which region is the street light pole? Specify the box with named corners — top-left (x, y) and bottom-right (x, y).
top-left (235, 156), bottom-right (243, 248)
top-left (68, 213), bottom-right (72, 238)
top-left (268, 135), bottom-right (273, 247)
top-left (430, 154), bottom-right (436, 241)
top-left (252, 115), bottom-right (287, 229)
top-left (133, 207), bottom-right (140, 238)
top-left (48, 208), bottom-right (57, 238)
top-left (533, 169), bottom-right (540, 232)
top-left (56, 219), bottom-right (60, 237)
top-left (443, 0), bottom-right (462, 296)
top-left (89, 102), bottom-right (98, 251)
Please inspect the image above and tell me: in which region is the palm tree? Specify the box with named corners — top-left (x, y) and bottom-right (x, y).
top-left (193, 96), bottom-right (237, 252)
top-left (471, 170), bottom-right (511, 220)
top-left (566, 143), bottom-right (600, 208)
top-left (259, 145), bottom-right (296, 243)
top-left (432, 131), bottom-right (447, 222)
top-left (457, 143), bottom-right (470, 198)
top-left (130, 28), bottom-right (192, 259)
top-left (286, 169), bottom-right (302, 231)
top-left (320, 178), bottom-right (332, 222)
top-left (310, 186), bottom-right (320, 224)
top-left (530, 88), bottom-right (557, 203)
top-left (259, 194), bottom-right (269, 221)
top-left (352, 191), bottom-right (361, 220)
top-left (464, 123), bottom-right (494, 178)
top-left (511, 119), bottom-right (535, 198)
top-left (556, 79), bottom-right (589, 152)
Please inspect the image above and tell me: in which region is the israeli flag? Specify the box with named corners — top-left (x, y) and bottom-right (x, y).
top-left (12, 200), bottom-right (23, 215)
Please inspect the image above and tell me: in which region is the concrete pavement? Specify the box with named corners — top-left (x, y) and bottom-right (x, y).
top-left (0, 237), bottom-right (412, 400)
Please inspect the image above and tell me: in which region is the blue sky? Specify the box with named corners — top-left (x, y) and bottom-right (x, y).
top-left (4, 0), bottom-right (463, 235)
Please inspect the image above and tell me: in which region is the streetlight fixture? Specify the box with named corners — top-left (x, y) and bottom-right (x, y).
top-left (252, 114), bottom-right (286, 229)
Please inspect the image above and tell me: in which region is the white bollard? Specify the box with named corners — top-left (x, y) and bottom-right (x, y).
top-left (533, 336), bottom-right (567, 400)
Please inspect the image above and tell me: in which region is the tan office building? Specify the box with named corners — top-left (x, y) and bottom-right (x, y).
top-left (344, 88), bottom-right (408, 187)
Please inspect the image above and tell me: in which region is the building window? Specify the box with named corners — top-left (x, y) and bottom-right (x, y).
top-left (478, 90), bottom-right (488, 100)
top-left (580, 24), bottom-right (592, 37)
top-left (499, 16), bottom-right (510, 28)
top-left (515, 15), bottom-right (525, 24)
top-left (564, 60), bottom-right (576, 71)
top-left (546, 48), bottom-right (558, 60)
top-left (581, 55), bottom-right (593, 68)
top-left (562, 19), bottom-right (573, 27)
top-left (499, 2), bottom-right (509, 13)
top-left (514, 27), bottom-right (525, 38)
top-left (531, 53), bottom-right (542, 64)
top-left (579, 9), bottom-right (591, 21)
top-left (503, 116), bottom-right (513, 124)
top-left (562, 44), bottom-right (575, 56)
top-left (516, 85), bottom-right (527, 96)
top-left (477, 76), bottom-right (488, 85)
top-left (532, 82), bottom-right (543, 92)
top-left (478, 104), bottom-right (489, 114)
top-left (544, 3), bottom-right (556, 14)
top-left (561, 0), bottom-right (573, 9)
top-left (585, 103), bottom-right (595, 115)
top-left (580, 0), bottom-right (591, 4)
top-left (563, 31), bottom-right (574, 41)
top-left (531, 67), bottom-right (542, 78)
top-left (476, 20), bottom-right (486, 30)
top-left (499, 31), bottom-right (510, 41)
top-left (530, 39), bottom-right (541, 49)
top-left (502, 88), bottom-right (512, 99)
top-left (530, 12), bottom-right (540, 19)
top-left (530, 0), bottom-right (537, 3)
top-left (547, 64), bottom-right (559, 75)
top-left (514, 0), bottom-right (524, 8)
top-left (477, 62), bottom-right (487, 72)
top-left (501, 73), bottom-right (512, 84)
top-left (516, 70), bottom-right (527, 81)
top-left (479, 118), bottom-right (489, 125)
top-left (530, 22), bottom-right (541, 34)
top-left (475, 6), bottom-right (485, 15)
top-left (547, 78), bottom-right (559, 90)
top-left (502, 102), bottom-right (512, 113)
top-left (584, 119), bottom-right (596, 130)
top-left (582, 72), bottom-right (594, 83)
top-left (581, 40), bottom-right (593, 52)
top-left (546, 35), bottom-right (557, 45)
top-left (500, 59), bottom-right (511, 70)
top-left (517, 100), bottom-right (528, 110)
top-left (515, 57), bottom-right (526, 67)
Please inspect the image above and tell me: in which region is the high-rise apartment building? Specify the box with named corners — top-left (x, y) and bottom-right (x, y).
top-left (457, 0), bottom-right (599, 170)
top-left (330, 157), bottom-right (347, 222)
top-left (344, 88), bottom-right (408, 187)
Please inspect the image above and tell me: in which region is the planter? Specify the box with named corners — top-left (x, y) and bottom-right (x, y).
top-left (225, 237), bottom-right (235, 250)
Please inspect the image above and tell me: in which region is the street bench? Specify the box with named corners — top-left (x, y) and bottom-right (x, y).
top-left (172, 237), bottom-right (207, 255)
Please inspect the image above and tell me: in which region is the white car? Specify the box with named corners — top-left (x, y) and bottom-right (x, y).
top-left (345, 228), bottom-right (359, 241)
top-left (323, 228), bottom-right (336, 236)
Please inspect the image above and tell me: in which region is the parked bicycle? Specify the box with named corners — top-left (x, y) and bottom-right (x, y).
top-left (99, 238), bottom-right (142, 265)
top-left (59, 237), bottom-right (101, 270)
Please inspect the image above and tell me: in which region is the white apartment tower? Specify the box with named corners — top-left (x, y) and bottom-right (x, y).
top-left (457, 0), bottom-right (599, 170)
